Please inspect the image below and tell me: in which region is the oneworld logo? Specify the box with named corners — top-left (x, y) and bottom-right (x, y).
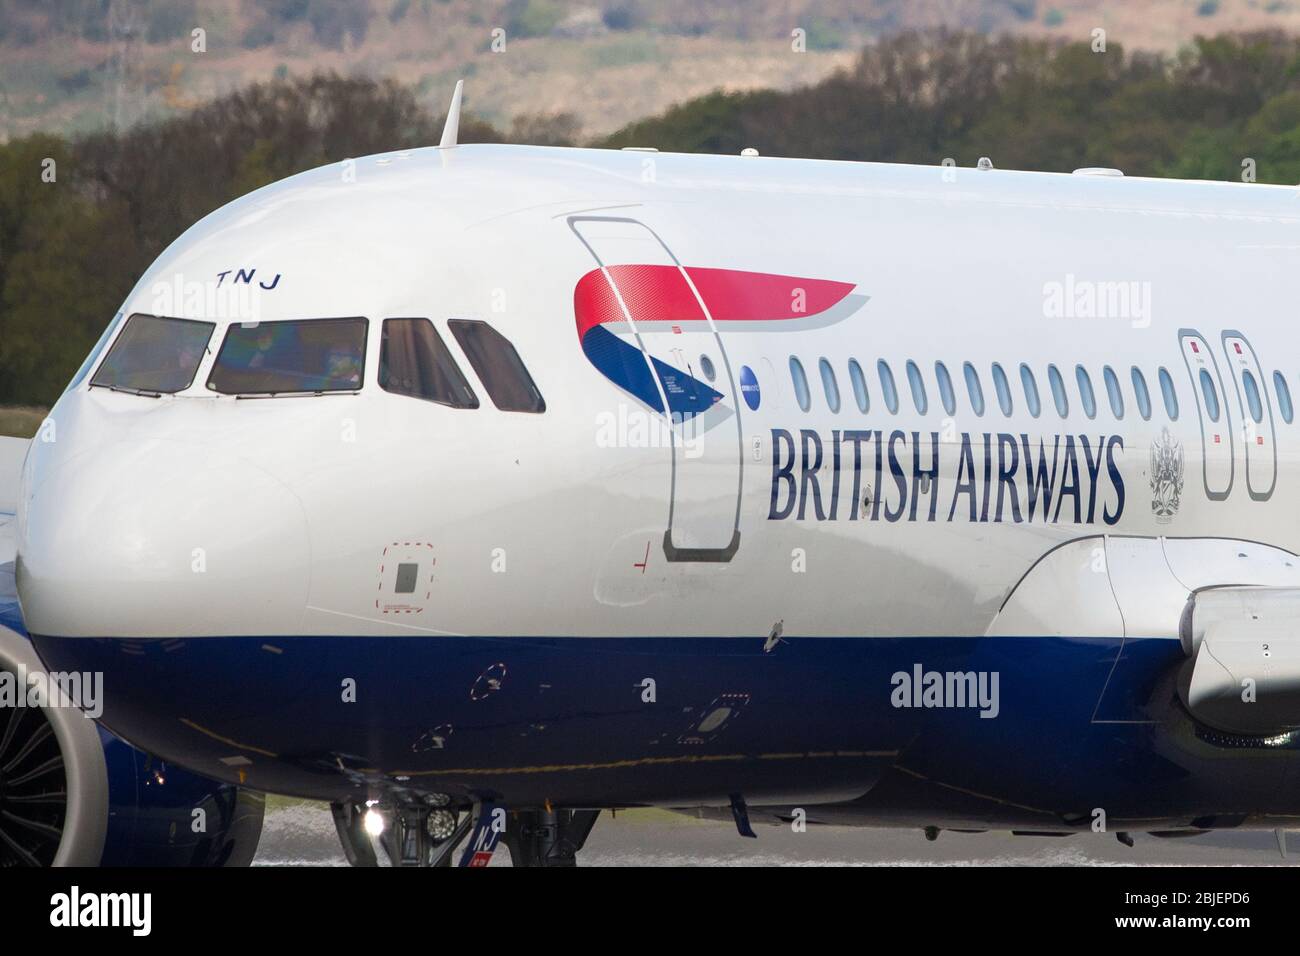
top-left (890, 664), bottom-right (1000, 718)
top-left (50, 886), bottom-right (151, 937)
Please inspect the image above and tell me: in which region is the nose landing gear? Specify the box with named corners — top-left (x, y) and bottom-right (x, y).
top-left (383, 803), bottom-right (473, 867)
top-left (330, 799), bottom-right (601, 867)
top-left (331, 797), bottom-right (471, 867)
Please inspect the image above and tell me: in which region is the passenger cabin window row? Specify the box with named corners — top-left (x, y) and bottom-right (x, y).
top-left (88, 312), bottom-right (545, 413)
top-left (785, 354), bottom-right (1298, 428)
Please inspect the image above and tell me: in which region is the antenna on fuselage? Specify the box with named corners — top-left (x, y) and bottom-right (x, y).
top-left (439, 79), bottom-right (464, 148)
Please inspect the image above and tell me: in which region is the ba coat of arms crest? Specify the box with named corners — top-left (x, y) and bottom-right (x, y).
top-left (1150, 426), bottom-right (1185, 521)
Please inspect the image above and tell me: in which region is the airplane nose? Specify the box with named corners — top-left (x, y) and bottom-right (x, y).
top-left (17, 438), bottom-right (310, 639)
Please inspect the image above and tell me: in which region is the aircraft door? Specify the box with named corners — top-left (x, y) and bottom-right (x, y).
top-left (1220, 331), bottom-right (1277, 501)
top-left (1178, 329), bottom-right (1235, 501)
top-left (570, 216), bottom-right (743, 561)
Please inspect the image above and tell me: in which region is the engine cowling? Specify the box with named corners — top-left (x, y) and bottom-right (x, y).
top-left (1179, 586), bottom-right (1300, 736)
top-left (988, 533), bottom-right (1300, 735)
top-left (0, 619), bottom-right (263, 867)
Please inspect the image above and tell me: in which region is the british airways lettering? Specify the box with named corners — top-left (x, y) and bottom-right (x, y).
top-left (768, 428), bottom-right (1126, 525)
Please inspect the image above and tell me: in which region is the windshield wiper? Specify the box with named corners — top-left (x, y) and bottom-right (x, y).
top-left (234, 389), bottom-right (361, 399)
top-left (89, 382), bottom-right (163, 398)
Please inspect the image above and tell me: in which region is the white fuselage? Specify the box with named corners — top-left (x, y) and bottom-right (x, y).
top-left (14, 144), bottom-right (1300, 817)
top-left (17, 144), bottom-right (1300, 642)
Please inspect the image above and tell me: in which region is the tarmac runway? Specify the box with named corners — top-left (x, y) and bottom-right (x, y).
top-left (252, 800), bottom-right (1300, 866)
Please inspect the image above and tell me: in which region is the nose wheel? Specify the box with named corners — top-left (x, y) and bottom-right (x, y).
top-left (331, 799), bottom-right (600, 867)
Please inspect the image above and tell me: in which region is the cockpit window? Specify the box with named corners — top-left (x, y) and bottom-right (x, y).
top-left (206, 317), bottom-right (367, 395)
top-left (70, 312), bottom-right (125, 392)
top-left (379, 318), bottom-right (478, 408)
top-left (448, 320), bottom-right (545, 413)
top-left (90, 313), bottom-right (215, 395)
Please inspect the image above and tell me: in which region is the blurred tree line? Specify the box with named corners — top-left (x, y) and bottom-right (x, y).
top-left (5, 30), bottom-right (1300, 405)
top-left (604, 30), bottom-right (1300, 183)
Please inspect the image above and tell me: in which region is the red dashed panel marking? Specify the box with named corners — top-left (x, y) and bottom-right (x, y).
top-left (376, 541), bottom-right (436, 614)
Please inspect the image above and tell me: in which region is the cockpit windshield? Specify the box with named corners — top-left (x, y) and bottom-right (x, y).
top-left (206, 318), bottom-right (367, 395)
top-left (90, 314), bottom-right (215, 395)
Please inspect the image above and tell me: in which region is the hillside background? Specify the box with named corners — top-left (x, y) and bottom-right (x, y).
top-left (4, 0), bottom-right (1300, 141)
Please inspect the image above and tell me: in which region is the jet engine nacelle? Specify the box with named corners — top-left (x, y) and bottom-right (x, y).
top-left (1178, 587), bottom-right (1300, 737)
top-left (0, 622), bottom-right (263, 866)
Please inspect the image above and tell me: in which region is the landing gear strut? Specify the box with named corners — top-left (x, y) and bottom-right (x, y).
top-left (503, 808), bottom-right (601, 867)
top-left (330, 801), bottom-right (379, 867)
top-left (381, 804), bottom-right (470, 867)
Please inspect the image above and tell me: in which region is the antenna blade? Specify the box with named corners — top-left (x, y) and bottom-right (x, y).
top-left (440, 79), bottom-right (464, 148)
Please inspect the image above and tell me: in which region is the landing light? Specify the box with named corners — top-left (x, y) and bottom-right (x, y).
top-left (427, 809), bottom-right (457, 841)
top-left (364, 808), bottom-right (385, 837)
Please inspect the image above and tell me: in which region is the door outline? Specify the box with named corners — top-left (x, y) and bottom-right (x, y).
top-left (1178, 328), bottom-right (1235, 501)
top-left (1220, 330), bottom-right (1277, 501)
top-left (569, 215), bottom-right (743, 562)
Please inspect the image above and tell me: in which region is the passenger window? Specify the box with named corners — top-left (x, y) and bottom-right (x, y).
top-left (93, 313), bottom-right (215, 395)
top-left (906, 360), bottom-right (928, 414)
top-left (790, 356), bottom-right (811, 412)
top-left (1158, 367), bottom-right (1179, 420)
top-left (1103, 365), bottom-right (1124, 418)
top-left (1274, 371), bottom-right (1293, 424)
top-left (699, 354), bottom-right (716, 382)
top-left (448, 320), bottom-right (545, 412)
top-left (848, 359), bottom-right (869, 413)
top-left (1198, 369), bottom-right (1220, 422)
top-left (379, 318), bottom-right (478, 408)
top-left (1019, 364), bottom-right (1041, 418)
top-left (878, 360), bottom-right (899, 414)
top-left (935, 361), bottom-right (956, 415)
top-left (1131, 367), bottom-right (1152, 420)
top-left (1242, 369), bottom-right (1264, 424)
top-left (819, 358), bottom-right (841, 413)
top-left (991, 362), bottom-right (1012, 416)
top-left (963, 362), bottom-right (985, 416)
top-left (207, 317), bottom-right (366, 395)
top-left (1047, 364), bottom-right (1068, 417)
top-left (1076, 365), bottom-right (1097, 419)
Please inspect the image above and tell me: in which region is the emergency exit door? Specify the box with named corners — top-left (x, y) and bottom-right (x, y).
top-left (570, 216), bottom-right (743, 561)
top-left (1220, 330), bottom-right (1277, 501)
top-left (1179, 329), bottom-right (1235, 501)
